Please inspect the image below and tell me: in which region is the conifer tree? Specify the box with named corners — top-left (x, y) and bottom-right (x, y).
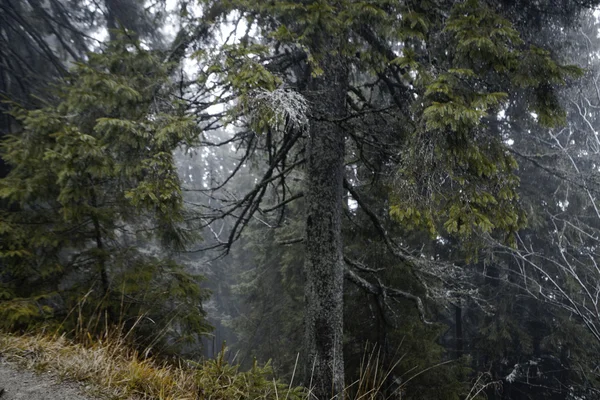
top-left (0, 37), bottom-right (211, 350)
top-left (191, 1), bottom-right (594, 397)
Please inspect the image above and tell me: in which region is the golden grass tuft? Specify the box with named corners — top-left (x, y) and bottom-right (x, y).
top-left (0, 332), bottom-right (196, 399)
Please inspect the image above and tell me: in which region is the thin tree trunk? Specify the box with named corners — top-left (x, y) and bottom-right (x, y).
top-left (303, 49), bottom-right (348, 399)
top-left (455, 302), bottom-right (463, 359)
top-left (90, 186), bottom-right (109, 296)
top-left (93, 215), bottom-right (109, 296)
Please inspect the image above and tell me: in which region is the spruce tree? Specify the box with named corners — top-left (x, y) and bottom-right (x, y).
top-left (191, 1), bottom-right (593, 397)
top-left (0, 37), bottom-right (211, 351)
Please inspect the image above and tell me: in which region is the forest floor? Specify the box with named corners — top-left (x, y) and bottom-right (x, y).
top-left (0, 359), bottom-right (96, 400)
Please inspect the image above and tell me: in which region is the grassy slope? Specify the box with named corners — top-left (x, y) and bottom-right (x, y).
top-left (0, 332), bottom-right (305, 400)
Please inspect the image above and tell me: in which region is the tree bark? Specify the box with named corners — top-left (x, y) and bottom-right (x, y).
top-left (303, 49), bottom-right (348, 399)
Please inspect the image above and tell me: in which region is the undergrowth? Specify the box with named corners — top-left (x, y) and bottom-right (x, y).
top-left (0, 331), bottom-right (306, 400)
top-left (0, 329), bottom-right (481, 400)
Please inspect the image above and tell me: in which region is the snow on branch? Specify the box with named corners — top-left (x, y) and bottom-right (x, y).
top-left (246, 88), bottom-right (310, 133)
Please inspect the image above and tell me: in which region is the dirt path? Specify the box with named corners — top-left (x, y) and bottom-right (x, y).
top-left (0, 360), bottom-right (97, 400)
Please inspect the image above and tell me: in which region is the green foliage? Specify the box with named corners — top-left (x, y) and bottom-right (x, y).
top-left (0, 36), bottom-right (210, 351)
top-left (199, 0), bottom-right (581, 257)
top-left (0, 297), bottom-right (54, 330)
top-left (388, 0), bottom-right (582, 255)
top-left (445, 0), bottom-right (523, 73)
top-left (194, 42), bottom-right (282, 127)
top-left (194, 347), bottom-right (306, 400)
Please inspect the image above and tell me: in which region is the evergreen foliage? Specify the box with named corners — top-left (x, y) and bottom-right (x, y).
top-left (197, 0), bottom-right (583, 254)
top-left (0, 37), bottom-right (211, 352)
top-left (390, 0), bottom-right (583, 254)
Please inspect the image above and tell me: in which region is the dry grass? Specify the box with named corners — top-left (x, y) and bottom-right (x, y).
top-left (0, 331), bottom-right (460, 400)
top-left (341, 347), bottom-right (403, 400)
top-left (0, 331), bottom-right (304, 400)
top-left (0, 332), bottom-right (197, 399)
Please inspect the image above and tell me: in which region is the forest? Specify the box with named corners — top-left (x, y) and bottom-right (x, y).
top-left (3, 0), bottom-right (600, 399)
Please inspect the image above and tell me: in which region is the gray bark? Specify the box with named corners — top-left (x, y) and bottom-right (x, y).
top-left (303, 49), bottom-right (348, 399)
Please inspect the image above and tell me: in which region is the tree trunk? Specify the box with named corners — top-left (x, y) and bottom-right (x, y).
top-left (89, 184), bottom-right (109, 297)
top-left (303, 49), bottom-right (348, 399)
top-left (455, 302), bottom-right (463, 359)
top-left (93, 214), bottom-right (109, 296)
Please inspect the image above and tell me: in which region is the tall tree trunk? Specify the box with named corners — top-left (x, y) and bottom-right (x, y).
top-left (303, 49), bottom-right (348, 399)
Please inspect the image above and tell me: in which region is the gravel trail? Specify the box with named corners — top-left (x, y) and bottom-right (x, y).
top-left (0, 360), bottom-right (97, 400)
